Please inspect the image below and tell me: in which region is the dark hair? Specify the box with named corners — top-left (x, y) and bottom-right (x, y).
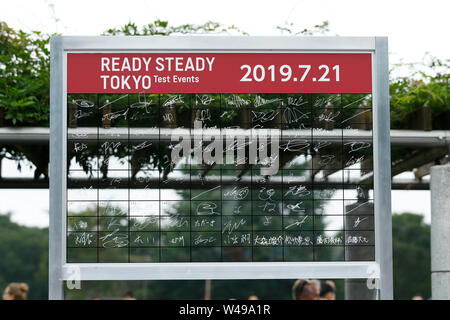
top-left (320, 282), bottom-right (335, 297)
top-left (124, 291), bottom-right (134, 297)
top-left (292, 279), bottom-right (317, 300)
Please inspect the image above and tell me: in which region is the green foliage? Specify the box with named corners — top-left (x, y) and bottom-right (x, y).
top-left (0, 214), bottom-right (48, 299)
top-left (0, 21), bottom-right (51, 125)
top-left (392, 213), bottom-right (430, 300)
top-left (0, 19), bottom-right (246, 128)
top-left (276, 20), bottom-right (330, 36)
top-left (103, 20), bottom-right (248, 36)
top-left (390, 56), bottom-right (449, 129)
top-left (0, 19), bottom-right (448, 130)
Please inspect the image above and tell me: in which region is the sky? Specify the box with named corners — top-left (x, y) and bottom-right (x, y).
top-left (2, 0), bottom-right (449, 67)
top-left (1, 0), bottom-right (447, 227)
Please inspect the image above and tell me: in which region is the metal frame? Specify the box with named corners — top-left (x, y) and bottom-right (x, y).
top-left (50, 36), bottom-right (393, 300)
top-left (373, 37), bottom-right (393, 299)
top-left (6, 127), bottom-right (450, 146)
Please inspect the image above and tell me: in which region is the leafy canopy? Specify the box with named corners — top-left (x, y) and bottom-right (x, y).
top-left (392, 213), bottom-right (431, 299)
top-left (0, 22), bottom-right (50, 125)
top-left (1, 20), bottom-right (448, 128)
top-left (104, 20), bottom-right (248, 36)
top-left (390, 55), bottom-right (449, 129)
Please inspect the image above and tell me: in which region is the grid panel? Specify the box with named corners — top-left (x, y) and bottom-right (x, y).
top-left (66, 93), bottom-right (374, 263)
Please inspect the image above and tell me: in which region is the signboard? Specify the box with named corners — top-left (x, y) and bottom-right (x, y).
top-left (50, 37), bottom-right (392, 299)
top-left (67, 53), bottom-right (372, 93)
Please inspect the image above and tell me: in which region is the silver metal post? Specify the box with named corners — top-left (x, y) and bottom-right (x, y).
top-left (430, 164), bottom-right (450, 299)
top-left (373, 37), bottom-right (393, 300)
top-left (49, 36), bottom-right (64, 300)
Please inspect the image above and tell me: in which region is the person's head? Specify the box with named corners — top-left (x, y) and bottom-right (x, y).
top-left (2, 283), bottom-right (29, 300)
top-left (121, 291), bottom-right (136, 300)
top-left (292, 279), bottom-right (320, 300)
top-left (320, 281), bottom-right (336, 300)
top-left (248, 294), bottom-right (259, 300)
top-left (412, 295), bottom-right (424, 300)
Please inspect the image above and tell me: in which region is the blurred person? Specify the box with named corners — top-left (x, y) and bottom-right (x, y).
top-left (320, 281), bottom-right (336, 300)
top-left (412, 295), bottom-right (424, 300)
top-left (248, 294), bottom-right (259, 300)
top-left (121, 291), bottom-right (136, 300)
top-left (324, 280), bottom-right (336, 290)
top-left (2, 282), bottom-right (29, 300)
top-left (292, 279), bottom-right (320, 300)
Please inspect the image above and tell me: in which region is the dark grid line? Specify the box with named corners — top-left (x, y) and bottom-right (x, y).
top-left (341, 93), bottom-right (346, 262)
top-left (188, 94), bottom-right (192, 263)
top-left (128, 94), bottom-right (131, 262)
top-left (96, 94), bottom-right (100, 263)
top-left (310, 94), bottom-right (315, 261)
top-left (219, 94), bottom-right (223, 262)
top-left (158, 93), bottom-right (162, 263)
top-left (250, 95), bottom-right (254, 263)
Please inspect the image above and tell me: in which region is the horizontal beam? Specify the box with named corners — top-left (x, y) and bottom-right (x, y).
top-left (62, 261), bottom-right (380, 280)
top-left (0, 177), bottom-right (430, 190)
top-left (58, 36), bottom-right (377, 52)
top-left (1, 127), bottom-right (449, 147)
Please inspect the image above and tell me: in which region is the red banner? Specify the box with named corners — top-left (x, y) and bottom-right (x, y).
top-left (67, 53), bottom-right (372, 93)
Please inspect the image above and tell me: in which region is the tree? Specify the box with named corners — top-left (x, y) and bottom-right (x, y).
top-left (390, 55), bottom-right (449, 130)
top-left (0, 21), bottom-right (50, 126)
top-left (0, 214), bottom-right (48, 299)
top-left (0, 20), bottom-right (245, 178)
top-left (103, 20), bottom-right (247, 36)
top-left (392, 213), bottom-right (431, 299)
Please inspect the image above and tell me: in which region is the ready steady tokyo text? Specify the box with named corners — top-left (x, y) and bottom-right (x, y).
top-left (100, 56), bottom-right (216, 72)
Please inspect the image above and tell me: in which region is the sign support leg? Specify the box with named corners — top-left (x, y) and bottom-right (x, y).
top-left (49, 36), bottom-right (65, 300)
top-left (374, 37), bottom-right (394, 300)
top-left (431, 164), bottom-right (450, 299)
